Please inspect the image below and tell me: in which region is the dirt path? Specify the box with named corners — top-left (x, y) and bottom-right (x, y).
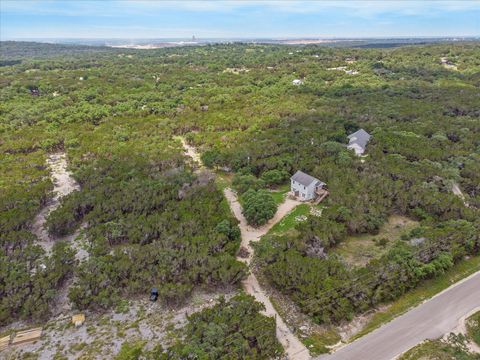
top-left (31, 153), bottom-right (83, 253)
top-left (452, 182), bottom-right (470, 207)
top-left (176, 136), bottom-right (204, 169)
top-left (31, 154), bottom-right (80, 253)
top-left (30, 153), bottom-right (88, 314)
top-left (224, 188), bottom-right (301, 265)
top-left (224, 188), bottom-right (310, 359)
top-left (178, 138), bottom-right (310, 359)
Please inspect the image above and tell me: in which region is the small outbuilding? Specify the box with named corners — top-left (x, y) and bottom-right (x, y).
top-left (347, 128), bottom-right (371, 156)
top-left (290, 170), bottom-right (327, 201)
top-left (72, 314), bottom-right (85, 327)
top-left (292, 79), bottom-right (304, 85)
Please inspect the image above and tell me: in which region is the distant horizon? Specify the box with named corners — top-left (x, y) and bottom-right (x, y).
top-left (4, 35), bottom-right (480, 41)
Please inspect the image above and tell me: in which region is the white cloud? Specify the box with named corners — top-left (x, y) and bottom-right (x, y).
top-left (2, 0), bottom-right (480, 17)
top-left (2, 0), bottom-right (478, 38)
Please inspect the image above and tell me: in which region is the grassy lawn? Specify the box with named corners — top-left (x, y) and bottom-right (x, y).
top-left (467, 311), bottom-right (480, 347)
top-left (214, 171), bottom-right (233, 191)
top-left (268, 204), bottom-right (310, 235)
top-left (302, 330), bottom-right (341, 356)
top-left (270, 183), bottom-right (290, 205)
top-left (268, 295), bottom-right (340, 356)
top-left (332, 215), bottom-right (419, 267)
top-left (352, 255), bottom-right (480, 342)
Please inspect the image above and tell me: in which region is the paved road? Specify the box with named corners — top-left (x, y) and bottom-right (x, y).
top-left (317, 270), bottom-right (480, 360)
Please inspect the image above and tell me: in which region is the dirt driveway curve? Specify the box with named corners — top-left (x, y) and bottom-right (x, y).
top-left (178, 137), bottom-right (310, 359)
top-left (224, 188), bottom-right (310, 360)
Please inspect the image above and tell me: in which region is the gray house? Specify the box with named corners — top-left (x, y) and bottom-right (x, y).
top-left (290, 170), bottom-right (326, 201)
top-left (347, 128), bottom-right (371, 156)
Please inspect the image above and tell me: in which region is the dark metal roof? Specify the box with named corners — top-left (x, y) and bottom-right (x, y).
top-left (291, 170), bottom-right (325, 187)
top-left (348, 128), bottom-right (371, 149)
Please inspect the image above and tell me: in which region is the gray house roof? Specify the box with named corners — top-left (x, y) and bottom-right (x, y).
top-left (291, 170), bottom-right (325, 187)
top-left (347, 128), bottom-right (371, 149)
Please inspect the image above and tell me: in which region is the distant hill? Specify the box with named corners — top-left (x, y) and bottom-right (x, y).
top-left (0, 41), bottom-right (120, 61)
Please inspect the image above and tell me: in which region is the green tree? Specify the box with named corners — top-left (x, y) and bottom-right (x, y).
top-left (260, 169), bottom-right (289, 187)
top-left (241, 189), bottom-right (277, 226)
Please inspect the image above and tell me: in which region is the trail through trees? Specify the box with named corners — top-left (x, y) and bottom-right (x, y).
top-left (179, 137), bottom-right (310, 359)
top-left (31, 153), bottom-right (88, 315)
top-left (31, 153), bottom-right (87, 260)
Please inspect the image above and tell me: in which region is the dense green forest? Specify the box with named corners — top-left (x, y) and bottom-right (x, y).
top-left (1, 41), bottom-right (479, 333)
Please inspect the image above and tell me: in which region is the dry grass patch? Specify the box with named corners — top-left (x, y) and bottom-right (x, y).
top-left (334, 215), bottom-right (419, 266)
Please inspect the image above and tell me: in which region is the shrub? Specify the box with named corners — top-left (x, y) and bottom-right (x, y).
top-left (166, 294), bottom-right (283, 359)
top-left (115, 341), bottom-right (146, 360)
top-left (232, 174), bottom-right (265, 194)
top-left (201, 149), bottom-right (224, 168)
top-left (215, 219), bottom-right (241, 241)
top-left (241, 189), bottom-right (277, 226)
top-left (467, 311), bottom-right (480, 347)
top-left (260, 169), bottom-right (289, 187)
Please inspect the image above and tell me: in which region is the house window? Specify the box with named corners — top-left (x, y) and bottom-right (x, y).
top-left (303, 186), bottom-right (305, 190)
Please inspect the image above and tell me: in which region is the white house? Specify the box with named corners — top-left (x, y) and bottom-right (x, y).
top-left (290, 170), bottom-right (326, 201)
top-left (345, 69), bottom-right (359, 75)
top-left (347, 129), bottom-right (371, 156)
top-left (292, 79), bottom-right (304, 85)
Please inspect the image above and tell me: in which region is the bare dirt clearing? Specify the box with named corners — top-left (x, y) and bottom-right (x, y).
top-left (333, 215), bottom-right (419, 267)
top-left (1, 290), bottom-right (235, 360)
top-left (175, 136), bottom-right (203, 169)
top-left (31, 153), bottom-right (85, 259)
top-left (29, 153), bottom-right (88, 316)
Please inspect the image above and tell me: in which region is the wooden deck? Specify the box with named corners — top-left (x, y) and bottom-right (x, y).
top-left (0, 334), bottom-right (11, 351)
top-left (11, 327), bottom-right (42, 346)
top-left (314, 189), bottom-right (329, 204)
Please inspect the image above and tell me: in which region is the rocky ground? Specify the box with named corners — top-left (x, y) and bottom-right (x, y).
top-left (2, 289), bottom-right (236, 360)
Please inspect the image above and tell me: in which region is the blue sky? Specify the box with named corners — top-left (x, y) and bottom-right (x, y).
top-left (1, 1), bottom-right (479, 39)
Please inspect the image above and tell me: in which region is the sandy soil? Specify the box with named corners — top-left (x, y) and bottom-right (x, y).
top-left (452, 182), bottom-right (470, 207)
top-left (223, 188), bottom-right (302, 265)
top-left (3, 151), bottom-right (240, 358)
top-left (29, 153), bottom-right (88, 316)
top-left (31, 153), bottom-right (81, 255)
top-left (336, 304), bottom-right (390, 342)
top-left (223, 188), bottom-right (310, 359)
top-left (176, 136), bottom-right (204, 169)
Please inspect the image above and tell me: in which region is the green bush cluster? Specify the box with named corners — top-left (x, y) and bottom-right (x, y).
top-left (47, 158), bottom-right (247, 310)
top-left (115, 294), bottom-right (283, 359)
top-left (257, 217), bottom-right (479, 323)
top-left (241, 189), bottom-right (278, 227)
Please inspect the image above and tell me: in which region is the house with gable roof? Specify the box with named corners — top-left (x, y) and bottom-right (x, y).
top-left (290, 170), bottom-right (327, 202)
top-left (347, 128), bottom-right (371, 156)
